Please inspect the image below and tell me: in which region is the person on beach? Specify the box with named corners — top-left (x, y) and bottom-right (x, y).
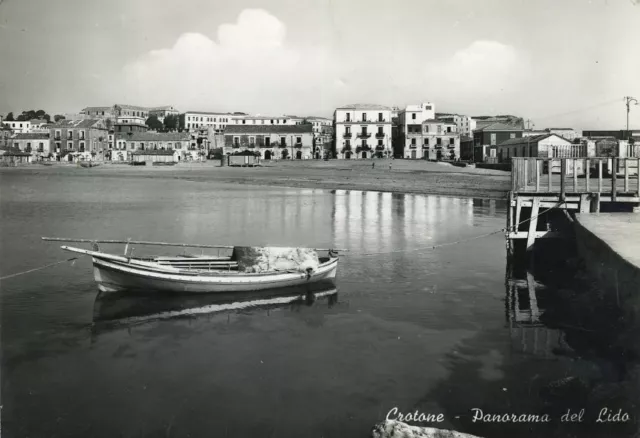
top-left (372, 162), bottom-right (375, 169)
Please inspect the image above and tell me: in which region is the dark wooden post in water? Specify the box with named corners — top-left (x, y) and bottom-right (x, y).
top-left (612, 157), bottom-right (617, 202)
top-left (560, 159), bottom-right (567, 201)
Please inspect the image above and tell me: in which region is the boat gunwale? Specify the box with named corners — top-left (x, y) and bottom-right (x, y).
top-left (93, 255), bottom-right (339, 282)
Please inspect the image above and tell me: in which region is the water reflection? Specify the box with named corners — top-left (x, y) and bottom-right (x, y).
top-left (92, 281), bottom-right (339, 330)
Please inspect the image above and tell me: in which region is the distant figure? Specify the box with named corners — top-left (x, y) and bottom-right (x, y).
top-left (372, 162), bottom-right (375, 169)
top-left (389, 162), bottom-right (392, 170)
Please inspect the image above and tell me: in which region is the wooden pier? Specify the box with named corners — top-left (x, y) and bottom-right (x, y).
top-left (507, 157), bottom-right (640, 254)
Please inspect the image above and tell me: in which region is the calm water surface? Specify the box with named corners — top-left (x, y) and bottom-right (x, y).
top-left (1, 170), bottom-right (637, 438)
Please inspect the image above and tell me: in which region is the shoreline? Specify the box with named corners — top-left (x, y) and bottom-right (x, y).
top-left (0, 159), bottom-right (511, 200)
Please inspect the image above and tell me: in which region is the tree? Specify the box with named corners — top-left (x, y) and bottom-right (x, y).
top-left (163, 114), bottom-right (179, 132)
top-left (105, 118), bottom-right (113, 131)
top-left (54, 115), bottom-right (65, 122)
top-left (145, 115), bottom-right (163, 131)
top-left (5, 112), bottom-right (14, 121)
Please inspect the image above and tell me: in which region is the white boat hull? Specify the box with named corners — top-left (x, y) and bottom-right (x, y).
top-left (92, 256), bottom-right (338, 294)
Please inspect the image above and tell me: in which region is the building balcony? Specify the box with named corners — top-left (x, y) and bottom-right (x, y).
top-left (247, 144), bottom-right (256, 148)
top-left (357, 133), bottom-right (371, 138)
top-left (343, 132), bottom-right (352, 138)
top-left (342, 119), bottom-right (388, 124)
top-left (375, 145), bottom-right (385, 151)
top-left (232, 144), bottom-right (240, 148)
top-left (294, 143), bottom-right (302, 148)
top-left (409, 145), bottom-right (417, 149)
top-left (375, 133), bottom-right (385, 139)
top-left (279, 143), bottom-right (287, 148)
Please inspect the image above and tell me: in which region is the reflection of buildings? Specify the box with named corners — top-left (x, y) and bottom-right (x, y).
top-left (332, 190), bottom-right (475, 255)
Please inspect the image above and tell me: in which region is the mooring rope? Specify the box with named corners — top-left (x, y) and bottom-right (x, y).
top-left (0, 257), bottom-right (80, 281)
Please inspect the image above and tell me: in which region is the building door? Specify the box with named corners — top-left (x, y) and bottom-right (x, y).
top-left (265, 150), bottom-right (272, 160)
top-left (411, 150), bottom-right (416, 159)
top-left (315, 152), bottom-right (320, 159)
top-left (345, 152), bottom-right (351, 159)
top-left (362, 152), bottom-right (367, 159)
top-left (296, 151), bottom-right (302, 160)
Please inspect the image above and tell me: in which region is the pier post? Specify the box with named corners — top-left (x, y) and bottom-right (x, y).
top-left (560, 160), bottom-right (567, 201)
top-left (612, 158), bottom-right (618, 202)
top-left (590, 193), bottom-right (601, 213)
top-left (526, 197), bottom-right (540, 252)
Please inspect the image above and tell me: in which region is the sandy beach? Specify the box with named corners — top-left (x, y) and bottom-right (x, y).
top-left (3, 159), bottom-right (511, 199)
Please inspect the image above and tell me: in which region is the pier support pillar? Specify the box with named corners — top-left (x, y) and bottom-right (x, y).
top-left (526, 197), bottom-right (540, 252)
top-left (590, 193), bottom-right (601, 213)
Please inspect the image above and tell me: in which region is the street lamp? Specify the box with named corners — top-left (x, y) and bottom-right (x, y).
top-left (625, 96), bottom-right (638, 140)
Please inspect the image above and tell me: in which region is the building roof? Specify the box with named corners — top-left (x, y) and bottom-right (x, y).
top-left (546, 128), bottom-right (575, 131)
top-left (12, 133), bottom-right (50, 140)
top-left (114, 104), bottom-right (149, 111)
top-left (224, 125), bottom-right (313, 134)
top-left (53, 119), bottom-right (105, 129)
top-left (335, 104), bottom-right (392, 111)
top-left (131, 149), bottom-right (176, 156)
top-left (497, 133), bottom-right (570, 146)
top-left (0, 148), bottom-right (31, 156)
top-left (185, 110), bottom-right (233, 115)
top-left (148, 106), bottom-right (178, 111)
top-left (474, 122), bottom-right (523, 132)
top-left (82, 106), bottom-right (113, 112)
top-left (123, 132), bottom-right (190, 142)
top-left (29, 119), bottom-right (48, 125)
top-left (460, 135), bottom-right (473, 142)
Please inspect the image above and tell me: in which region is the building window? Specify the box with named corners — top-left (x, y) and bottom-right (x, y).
top-left (377, 126), bottom-right (383, 135)
top-left (424, 138), bottom-right (429, 145)
top-left (447, 127), bottom-right (451, 133)
top-left (55, 130), bottom-right (61, 140)
top-left (249, 136), bottom-right (255, 145)
top-left (242, 120), bottom-right (246, 124)
top-left (362, 113), bottom-right (367, 122)
top-left (296, 137), bottom-right (301, 144)
top-left (510, 133), bottom-right (516, 139)
top-left (378, 113), bottom-right (383, 122)
top-left (426, 106), bottom-right (432, 110)
top-left (450, 138), bottom-right (455, 145)
top-left (490, 133), bottom-right (497, 145)
top-left (68, 141), bottom-right (73, 150)
top-left (67, 130), bottom-right (73, 139)
top-left (361, 127), bottom-right (367, 136)
top-left (437, 138), bottom-right (442, 145)
top-left (79, 142), bottom-right (85, 152)
top-left (38, 142), bottom-right (44, 152)
top-left (55, 142), bottom-right (61, 152)
top-left (265, 138), bottom-right (271, 147)
top-left (378, 139), bottom-right (383, 146)
top-left (26, 142), bottom-right (31, 151)
top-left (424, 125), bottom-right (429, 133)
top-left (411, 138), bottom-right (416, 146)
top-left (345, 113), bottom-right (351, 122)
top-left (234, 137), bottom-right (240, 147)
top-left (412, 113), bottom-right (416, 120)
top-left (345, 139), bottom-right (351, 148)
top-left (345, 126), bottom-right (351, 134)
top-left (280, 136), bottom-right (286, 146)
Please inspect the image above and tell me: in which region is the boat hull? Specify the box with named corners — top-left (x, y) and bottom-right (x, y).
top-left (92, 256), bottom-right (338, 294)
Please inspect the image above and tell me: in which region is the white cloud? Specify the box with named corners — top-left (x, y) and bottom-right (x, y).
top-left (122, 9), bottom-right (335, 114)
top-left (423, 40), bottom-right (532, 113)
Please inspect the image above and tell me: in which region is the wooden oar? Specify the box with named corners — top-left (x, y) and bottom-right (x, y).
top-left (42, 237), bottom-right (347, 252)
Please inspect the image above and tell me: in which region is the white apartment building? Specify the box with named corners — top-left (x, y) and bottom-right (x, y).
top-left (231, 115), bottom-right (300, 126)
top-left (2, 120), bottom-right (32, 133)
top-left (334, 104), bottom-right (393, 159)
top-left (184, 111), bottom-right (235, 133)
top-left (437, 114), bottom-right (477, 136)
top-left (403, 119), bottom-right (460, 160)
top-left (397, 102), bottom-right (436, 155)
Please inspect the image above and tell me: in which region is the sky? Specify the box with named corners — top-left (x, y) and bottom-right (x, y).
top-left (0, 0), bottom-right (639, 130)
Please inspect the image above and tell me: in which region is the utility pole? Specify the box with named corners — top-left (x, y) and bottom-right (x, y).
top-left (525, 119), bottom-right (534, 130)
top-left (624, 96), bottom-right (638, 140)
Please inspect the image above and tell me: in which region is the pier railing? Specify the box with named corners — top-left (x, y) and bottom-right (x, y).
top-left (511, 157), bottom-right (640, 198)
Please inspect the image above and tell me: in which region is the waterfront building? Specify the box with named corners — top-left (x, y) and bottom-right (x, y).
top-left (9, 133), bottom-right (52, 159)
top-left (403, 118), bottom-right (460, 160)
top-left (114, 104), bottom-right (149, 125)
top-left (223, 124), bottom-right (313, 160)
top-left (0, 147), bottom-right (32, 165)
top-left (81, 106), bottom-right (117, 119)
top-left (183, 111), bottom-right (235, 133)
top-left (231, 115), bottom-right (300, 127)
top-left (436, 113), bottom-right (477, 136)
top-left (581, 129), bottom-right (640, 141)
top-left (49, 119), bottom-right (110, 161)
top-left (473, 123), bottom-right (524, 162)
top-left (112, 131), bottom-right (192, 162)
top-left (306, 117), bottom-right (333, 158)
top-left (397, 102), bottom-right (436, 159)
top-left (494, 133), bottom-right (575, 163)
top-left (460, 135), bottom-right (474, 161)
top-left (334, 104), bottom-right (393, 159)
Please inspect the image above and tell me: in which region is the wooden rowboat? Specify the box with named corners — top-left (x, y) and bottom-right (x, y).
top-left (45, 238), bottom-right (343, 294)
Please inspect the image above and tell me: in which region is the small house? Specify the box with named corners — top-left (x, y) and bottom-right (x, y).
top-left (130, 149), bottom-right (176, 164)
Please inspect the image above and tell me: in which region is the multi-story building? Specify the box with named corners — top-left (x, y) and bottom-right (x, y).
top-left (112, 132), bottom-right (192, 162)
top-left (2, 120), bottom-right (32, 133)
top-left (149, 106), bottom-right (179, 122)
top-left (81, 104), bottom-right (150, 126)
top-left (231, 115), bottom-right (300, 126)
top-left (305, 117), bottom-right (333, 158)
top-left (403, 119), bottom-right (460, 160)
top-left (49, 119), bottom-right (110, 160)
top-left (81, 106), bottom-right (117, 119)
top-left (0, 125), bottom-right (12, 148)
top-left (9, 133), bottom-right (52, 159)
top-left (397, 102), bottom-right (436, 158)
top-left (334, 104), bottom-right (393, 159)
top-left (183, 111), bottom-right (235, 133)
top-left (223, 125), bottom-right (313, 160)
top-left (436, 113), bottom-right (477, 136)
top-left (472, 123), bottom-right (524, 162)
